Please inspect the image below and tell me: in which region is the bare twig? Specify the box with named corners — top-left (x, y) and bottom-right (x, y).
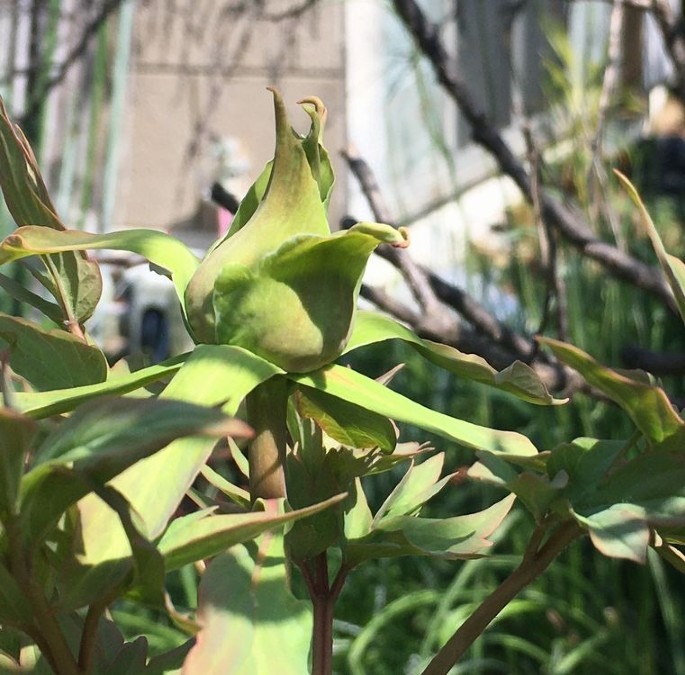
top-left (391, 0), bottom-right (676, 312)
top-left (620, 344), bottom-right (685, 375)
top-left (342, 149), bottom-right (536, 359)
top-left (588, 0), bottom-right (627, 250)
top-left (566, 0), bottom-right (650, 7)
top-left (263, 0), bottom-right (319, 21)
top-left (593, 0), bottom-right (626, 155)
top-left (360, 283), bottom-right (423, 327)
top-left (343, 148), bottom-right (459, 339)
top-left (18, 0), bottom-right (128, 127)
top-left (343, 150), bottom-right (593, 394)
top-left (566, 0), bottom-right (685, 105)
top-left (523, 122), bottom-right (570, 342)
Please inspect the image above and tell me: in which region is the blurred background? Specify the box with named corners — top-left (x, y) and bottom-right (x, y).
top-left (2, 0), bottom-right (685, 672)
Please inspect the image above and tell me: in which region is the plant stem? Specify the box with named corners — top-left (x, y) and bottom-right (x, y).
top-left (421, 521), bottom-right (584, 675)
top-left (5, 519), bottom-right (81, 675)
top-left (246, 376), bottom-right (289, 501)
top-left (78, 593), bottom-right (115, 674)
top-left (304, 554), bottom-right (349, 675)
top-left (310, 554), bottom-right (334, 675)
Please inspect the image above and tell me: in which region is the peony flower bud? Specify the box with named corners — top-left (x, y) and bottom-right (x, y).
top-left (184, 89), bottom-right (408, 372)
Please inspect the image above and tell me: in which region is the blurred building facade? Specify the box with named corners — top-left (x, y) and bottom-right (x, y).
top-left (0, 1), bottom-right (679, 242)
top-left (119, 0), bottom-right (347, 250)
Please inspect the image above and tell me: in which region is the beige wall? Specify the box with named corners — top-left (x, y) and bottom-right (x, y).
top-left (114, 0), bottom-right (346, 247)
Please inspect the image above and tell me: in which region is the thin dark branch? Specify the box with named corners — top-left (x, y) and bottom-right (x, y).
top-left (342, 150), bottom-right (536, 359)
top-left (343, 147), bottom-right (453, 327)
top-left (360, 284), bottom-right (422, 327)
top-left (565, 0), bottom-right (685, 104)
top-left (567, 0), bottom-right (650, 6)
top-left (18, 0), bottom-right (128, 127)
top-left (345, 156), bottom-right (592, 395)
top-left (391, 0), bottom-right (676, 312)
top-left (620, 344), bottom-right (685, 375)
top-left (523, 122), bottom-right (569, 342)
top-left (263, 0), bottom-right (319, 21)
top-left (587, 0), bottom-right (627, 250)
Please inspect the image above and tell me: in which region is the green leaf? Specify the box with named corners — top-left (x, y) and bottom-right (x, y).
top-left (344, 478), bottom-right (373, 541)
top-left (0, 97), bottom-right (102, 323)
top-left (0, 98), bottom-right (59, 228)
top-left (292, 364), bottom-right (539, 457)
top-left (468, 451), bottom-right (520, 489)
top-left (200, 464), bottom-right (250, 509)
top-left (19, 397), bottom-right (248, 547)
top-left (104, 636), bottom-right (148, 675)
top-left (0, 270), bottom-right (64, 324)
top-left (83, 482), bottom-right (166, 609)
top-left (33, 398), bottom-right (248, 470)
top-left (392, 493), bottom-right (515, 557)
top-left (14, 356), bottom-right (185, 418)
top-left (561, 444), bottom-right (685, 561)
top-left (159, 494), bottom-right (346, 570)
top-left (295, 385), bottom-right (397, 452)
top-left (374, 454), bottom-right (451, 523)
top-left (0, 225), bottom-right (200, 309)
top-left (346, 311), bottom-right (564, 405)
top-left (345, 494), bottom-right (515, 564)
top-left (546, 438), bottom-right (627, 504)
top-left (615, 170), bottom-right (685, 324)
top-left (540, 337), bottom-right (684, 446)
top-left (0, 313), bottom-right (107, 389)
top-left (594, 449), bottom-right (685, 520)
top-left (508, 471), bottom-right (566, 521)
top-left (469, 451), bottom-right (563, 520)
top-left (284, 417), bottom-right (428, 561)
top-left (145, 640), bottom-right (194, 675)
top-left (0, 407), bottom-right (36, 518)
top-left (75, 344), bottom-right (282, 580)
top-left (573, 503), bottom-right (650, 564)
top-left (183, 531), bottom-right (312, 675)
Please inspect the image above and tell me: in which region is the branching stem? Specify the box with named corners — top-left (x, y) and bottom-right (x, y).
top-left (301, 553), bottom-right (350, 675)
top-left (5, 518), bottom-right (80, 675)
top-left (421, 521), bottom-right (584, 675)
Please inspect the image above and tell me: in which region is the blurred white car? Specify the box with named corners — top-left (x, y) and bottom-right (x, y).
top-left (87, 258), bottom-right (193, 364)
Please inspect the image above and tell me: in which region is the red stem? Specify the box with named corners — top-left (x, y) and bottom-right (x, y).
top-left (302, 554), bottom-right (350, 675)
top-left (421, 521), bottom-right (584, 675)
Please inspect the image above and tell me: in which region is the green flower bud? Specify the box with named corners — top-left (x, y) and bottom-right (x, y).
top-left (184, 89), bottom-right (408, 372)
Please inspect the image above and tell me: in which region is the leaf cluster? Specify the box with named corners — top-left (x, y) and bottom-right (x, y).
top-left (0, 91), bottom-right (682, 675)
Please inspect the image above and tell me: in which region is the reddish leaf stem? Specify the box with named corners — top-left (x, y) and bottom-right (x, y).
top-left (301, 554), bottom-right (350, 675)
top-left (310, 553), bottom-right (334, 675)
top-left (421, 521), bottom-right (584, 675)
